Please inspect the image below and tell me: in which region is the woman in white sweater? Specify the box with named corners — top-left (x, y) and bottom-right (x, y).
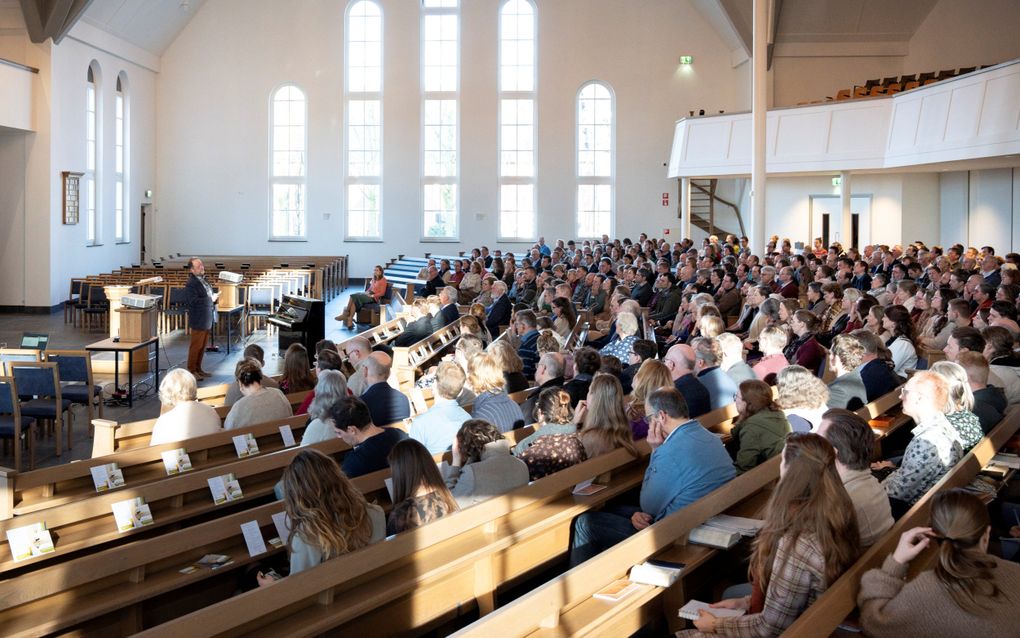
top-left (150, 369), bottom-right (221, 445)
top-left (882, 305), bottom-right (919, 378)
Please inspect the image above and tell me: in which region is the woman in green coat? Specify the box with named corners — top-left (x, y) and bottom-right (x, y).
top-left (728, 379), bottom-right (791, 473)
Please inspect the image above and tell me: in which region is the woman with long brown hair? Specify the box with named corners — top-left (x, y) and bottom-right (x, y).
top-left (279, 343), bottom-right (316, 394)
top-left (516, 388), bottom-right (586, 480)
top-left (386, 439), bottom-right (458, 535)
top-left (574, 374), bottom-right (638, 458)
top-left (625, 359), bottom-right (672, 440)
top-left (257, 449), bottom-right (384, 585)
top-left (684, 433), bottom-right (858, 636)
top-left (729, 379), bottom-right (791, 474)
top-left (859, 489), bottom-right (1020, 636)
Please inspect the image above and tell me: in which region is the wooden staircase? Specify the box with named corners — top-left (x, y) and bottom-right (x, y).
top-left (687, 178), bottom-right (745, 237)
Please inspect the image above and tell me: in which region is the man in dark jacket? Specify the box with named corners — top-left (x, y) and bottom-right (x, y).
top-left (437, 287), bottom-right (460, 327)
top-left (519, 352), bottom-right (566, 423)
top-left (515, 310), bottom-right (541, 379)
top-left (185, 257), bottom-right (217, 378)
top-left (359, 353), bottom-right (410, 426)
top-left (485, 281), bottom-right (512, 339)
top-left (418, 266), bottom-right (444, 297)
top-left (850, 329), bottom-right (902, 402)
top-left (629, 268), bottom-right (654, 306)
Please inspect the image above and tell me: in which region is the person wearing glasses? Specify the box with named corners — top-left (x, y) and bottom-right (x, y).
top-left (871, 372), bottom-right (963, 518)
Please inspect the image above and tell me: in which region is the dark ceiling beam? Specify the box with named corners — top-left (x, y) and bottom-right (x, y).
top-left (767, 0), bottom-right (784, 70)
top-left (19, 0), bottom-right (94, 44)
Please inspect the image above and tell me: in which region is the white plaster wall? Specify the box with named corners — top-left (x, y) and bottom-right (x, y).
top-left (154, 0), bottom-right (750, 277)
top-left (938, 171), bottom-right (968, 248)
top-left (901, 173), bottom-right (940, 247)
top-left (0, 133), bottom-right (27, 306)
top-left (967, 168), bottom-right (1014, 252)
top-left (772, 55), bottom-right (902, 107)
top-left (47, 36), bottom-right (157, 306)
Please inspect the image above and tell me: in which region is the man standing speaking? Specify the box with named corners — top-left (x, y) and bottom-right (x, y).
top-left (185, 257), bottom-right (217, 378)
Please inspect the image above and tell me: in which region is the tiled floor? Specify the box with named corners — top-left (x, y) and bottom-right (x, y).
top-left (0, 287), bottom-right (365, 469)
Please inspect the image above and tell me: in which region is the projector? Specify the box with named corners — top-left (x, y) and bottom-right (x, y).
top-left (218, 271), bottom-right (244, 284)
top-left (121, 294), bottom-right (162, 309)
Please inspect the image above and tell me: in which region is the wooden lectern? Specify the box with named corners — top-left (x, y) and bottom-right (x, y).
top-left (217, 283), bottom-right (239, 311)
top-left (115, 307), bottom-right (158, 343)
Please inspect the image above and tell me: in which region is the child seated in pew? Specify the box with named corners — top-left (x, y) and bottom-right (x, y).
top-left (858, 489), bottom-right (1020, 637)
top-left (224, 359), bottom-right (293, 430)
top-left (386, 439), bottom-right (459, 535)
top-left (151, 369), bottom-right (222, 445)
top-left (257, 449), bottom-right (385, 587)
top-left (681, 433), bottom-right (859, 637)
top-left (278, 343), bottom-right (317, 394)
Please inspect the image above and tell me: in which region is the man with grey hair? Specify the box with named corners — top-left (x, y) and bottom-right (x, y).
top-left (409, 361), bottom-right (471, 454)
top-left (485, 280), bottom-right (512, 339)
top-left (359, 352), bottom-right (410, 425)
top-left (715, 332), bottom-right (756, 385)
top-left (519, 352), bottom-right (566, 429)
top-left (438, 286), bottom-right (460, 326)
top-left (691, 337), bottom-right (737, 411)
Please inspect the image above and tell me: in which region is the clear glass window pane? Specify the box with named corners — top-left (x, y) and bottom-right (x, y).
top-left (500, 183), bottom-right (534, 239)
top-left (272, 183), bottom-right (305, 237)
top-left (499, 0), bottom-right (535, 92)
top-left (423, 184), bottom-right (457, 238)
top-left (347, 183), bottom-right (380, 237)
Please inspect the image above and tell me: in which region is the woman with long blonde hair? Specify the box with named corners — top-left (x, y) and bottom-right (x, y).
top-left (574, 374), bottom-right (637, 458)
top-left (625, 359), bottom-right (672, 439)
top-left (859, 489), bottom-right (1020, 637)
top-left (683, 433), bottom-right (858, 636)
top-left (257, 449), bottom-right (384, 586)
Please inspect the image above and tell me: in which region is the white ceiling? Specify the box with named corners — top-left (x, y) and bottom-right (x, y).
top-left (79, 0), bottom-right (206, 55)
top-left (776, 0), bottom-right (939, 43)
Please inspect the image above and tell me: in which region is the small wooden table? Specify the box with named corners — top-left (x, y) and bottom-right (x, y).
top-left (85, 337), bottom-right (159, 407)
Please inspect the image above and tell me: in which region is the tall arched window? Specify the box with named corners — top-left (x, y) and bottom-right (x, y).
top-left (345, 0), bottom-right (383, 240)
top-left (270, 85), bottom-right (307, 239)
top-left (576, 81), bottom-right (614, 239)
top-left (422, 0), bottom-right (459, 239)
top-left (114, 72), bottom-right (129, 243)
top-left (498, 0), bottom-right (536, 241)
top-left (85, 61), bottom-right (101, 245)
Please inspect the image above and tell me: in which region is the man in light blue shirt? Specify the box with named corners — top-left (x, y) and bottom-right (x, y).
top-left (692, 337), bottom-right (738, 411)
top-left (569, 387), bottom-right (735, 566)
top-left (408, 362), bottom-right (472, 454)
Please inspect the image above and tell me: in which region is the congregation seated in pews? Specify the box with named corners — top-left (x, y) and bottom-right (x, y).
top-left (10, 234), bottom-right (1020, 637)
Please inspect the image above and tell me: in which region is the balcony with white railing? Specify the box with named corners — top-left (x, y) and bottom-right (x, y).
top-left (668, 58), bottom-right (1020, 178)
top-left (0, 57), bottom-right (37, 133)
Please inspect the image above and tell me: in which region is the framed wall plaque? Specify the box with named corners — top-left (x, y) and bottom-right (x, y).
top-left (62, 171), bottom-right (84, 225)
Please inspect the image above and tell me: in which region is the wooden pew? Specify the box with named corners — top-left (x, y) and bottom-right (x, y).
top-left (94, 388), bottom-right (311, 457)
top-left (782, 407), bottom-right (1020, 637)
top-left (122, 445), bottom-right (648, 638)
top-left (107, 403), bottom-right (744, 637)
top-left (391, 317), bottom-right (464, 392)
top-left (449, 457), bottom-right (782, 638)
top-left (1, 415), bottom-right (310, 520)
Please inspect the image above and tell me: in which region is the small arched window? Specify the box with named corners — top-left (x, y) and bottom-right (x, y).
top-left (115, 72), bottom-right (129, 242)
top-left (85, 61), bottom-right (101, 245)
top-left (576, 81), bottom-right (614, 238)
top-left (270, 84), bottom-right (307, 239)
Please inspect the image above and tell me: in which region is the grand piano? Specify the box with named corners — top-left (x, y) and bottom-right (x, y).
top-left (266, 294), bottom-right (325, 354)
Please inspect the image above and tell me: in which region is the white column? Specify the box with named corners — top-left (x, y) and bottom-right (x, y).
top-left (840, 171), bottom-right (853, 249)
top-left (750, 0), bottom-right (768, 253)
top-left (680, 177), bottom-right (692, 239)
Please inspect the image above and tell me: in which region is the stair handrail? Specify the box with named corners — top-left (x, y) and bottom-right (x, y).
top-left (690, 181), bottom-right (746, 237)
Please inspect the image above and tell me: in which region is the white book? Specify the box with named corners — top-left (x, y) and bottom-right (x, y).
top-left (89, 463), bottom-right (125, 492)
top-left (678, 600), bottom-right (746, 621)
top-left (279, 425), bottom-right (296, 447)
top-left (688, 525), bottom-right (741, 549)
top-left (703, 515), bottom-right (765, 537)
top-left (271, 511), bottom-right (292, 544)
top-left (208, 473), bottom-right (244, 505)
top-left (112, 497), bottom-right (154, 532)
top-left (240, 520), bottom-right (267, 557)
top-left (6, 522), bottom-right (56, 562)
top-left (232, 433), bottom-right (260, 458)
top-left (161, 448), bottom-right (193, 475)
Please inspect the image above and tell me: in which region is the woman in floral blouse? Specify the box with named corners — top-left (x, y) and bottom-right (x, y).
top-left (385, 439), bottom-right (458, 535)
